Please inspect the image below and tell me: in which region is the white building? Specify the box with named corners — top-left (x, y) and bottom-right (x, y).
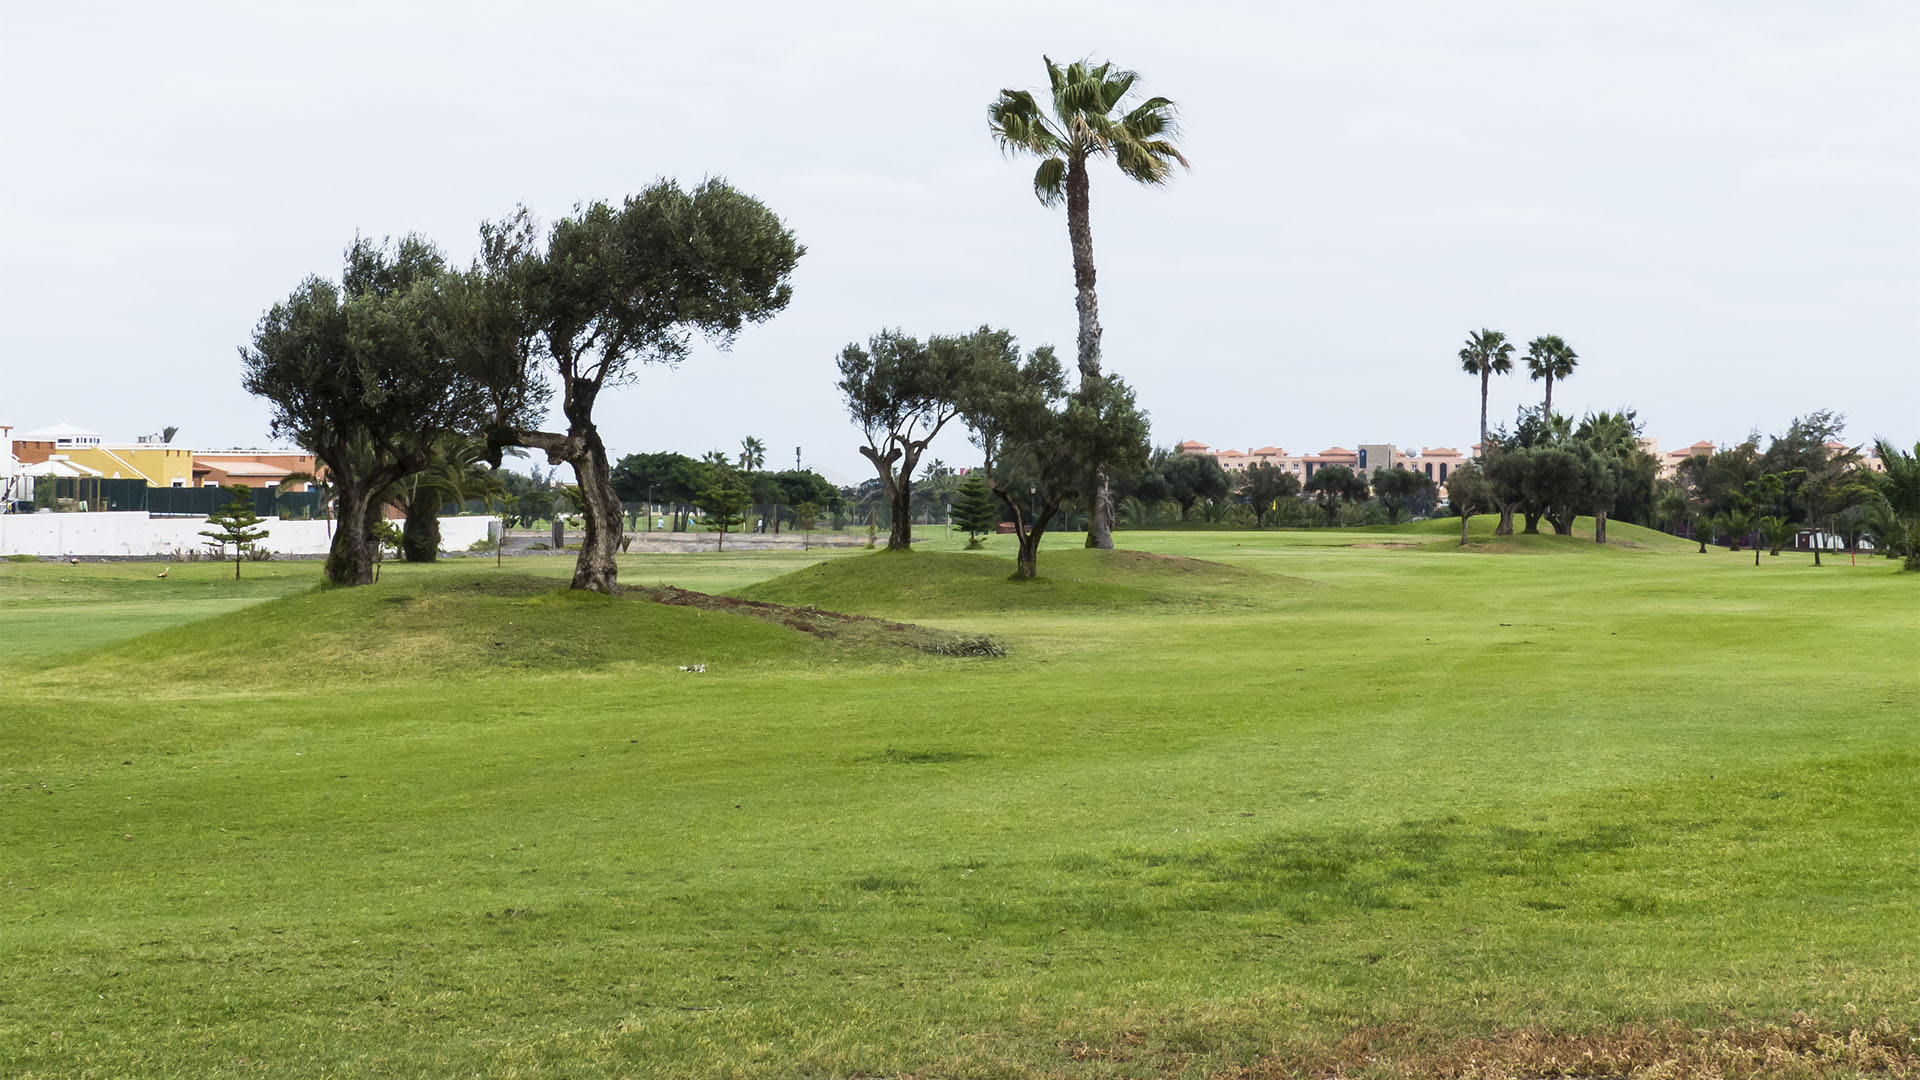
top-left (0, 422), bottom-right (20, 505)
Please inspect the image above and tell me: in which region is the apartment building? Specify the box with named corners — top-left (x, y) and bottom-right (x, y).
top-left (1182, 436), bottom-right (1883, 491)
top-left (1175, 441), bottom-right (1469, 487)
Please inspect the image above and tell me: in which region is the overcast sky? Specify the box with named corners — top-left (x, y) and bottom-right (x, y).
top-left (4, 2), bottom-right (1916, 483)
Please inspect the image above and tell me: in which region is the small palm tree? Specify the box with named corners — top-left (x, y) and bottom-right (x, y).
top-left (1716, 508), bottom-right (1754, 552)
top-left (1459, 328), bottom-right (1515, 451)
top-left (990, 56), bottom-right (1187, 550)
top-left (738, 436), bottom-right (766, 474)
top-left (1524, 335), bottom-right (1578, 414)
top-left (1759, 515), bottom-right (1794, 556)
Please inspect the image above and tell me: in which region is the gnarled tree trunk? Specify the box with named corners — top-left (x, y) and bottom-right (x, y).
top-left (857, 442), bottom-right (917, 552)
top-left (498, 381), bottom-right (623, 594)
top-left (569, 431), bottom-right (622, 592)
top-left (326, 480), bottom-right (381, 586)
top-left (1594, 509), bottom-right (1607, 544)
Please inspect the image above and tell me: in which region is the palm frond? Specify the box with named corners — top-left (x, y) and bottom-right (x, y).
top-left (1112, 133), bottom-right (1186, 184)
top-left (1120, 95), bottom-right (1180, 139)
top-left (989, 90), bottom-right (1062, 157)
top-left (1033, 157), bottom-right (1068, 207)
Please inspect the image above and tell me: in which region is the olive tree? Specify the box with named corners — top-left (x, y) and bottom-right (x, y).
top-left (1304, 465), bottom-right (1368, 526)
top-left (1238, 462), bottom-right (1301, 527)
top-left (242, 237), bottom-right (505, 586)
top-left (1369, 466), bottom-right (1437, 525)
top-left (481, 180), bottom-right (803, 592)
top-left (959, 346), bottom-right (1150, 579)
top-left (836, 328), bottom-right (990, 550)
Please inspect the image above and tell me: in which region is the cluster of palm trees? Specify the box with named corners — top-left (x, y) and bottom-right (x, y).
top-left (1459, 329), bottom-right (1580, 448)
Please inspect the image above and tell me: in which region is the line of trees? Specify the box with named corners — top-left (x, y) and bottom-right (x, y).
top-left (1104, 449), bottom-right (1439, 530)
top-left (1663, 411), bottom-right (1913, 567)
top-left (609, 450), bottom-right (838, 534)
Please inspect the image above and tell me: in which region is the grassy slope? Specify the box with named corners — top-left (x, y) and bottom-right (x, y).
top-left (2, 527), bottom-right (1916, 1078)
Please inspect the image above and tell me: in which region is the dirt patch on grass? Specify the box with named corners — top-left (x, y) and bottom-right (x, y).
top-left (1220, 1016), bottom-right (1920, 1079)
top-left (637, 584), bottom-right (1004, 658)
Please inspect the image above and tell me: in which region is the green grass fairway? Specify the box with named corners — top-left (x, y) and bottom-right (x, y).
top-left (3, 523), bottom-right (1917, 1078)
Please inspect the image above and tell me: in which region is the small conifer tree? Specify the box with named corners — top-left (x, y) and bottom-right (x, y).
top-left (695, 471), bottom-right (750, 552)
top-left (792, 501), bottom-right (819, 551)
top-left (199, 486), bottom-right (270, 579)
top-left (950, 473), bottom-right (998, 549)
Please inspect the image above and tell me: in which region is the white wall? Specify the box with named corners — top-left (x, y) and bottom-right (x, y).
top-left (0, 512), bottom-right (496, 557)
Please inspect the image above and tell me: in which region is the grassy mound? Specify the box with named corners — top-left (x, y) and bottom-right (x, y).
top-left (1333, 515), bottom-right (1701, 553)
top-left (733, 546), bottom-right (1274, 617)
top-left (23, 570), bottom-right (980, 688)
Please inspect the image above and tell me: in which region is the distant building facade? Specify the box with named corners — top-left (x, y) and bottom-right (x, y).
top-left (1175, 441), bottom-right (1468, 490)
top-left (9, 423), bottom-right (316, 492)
top-left (1181, 435), bottom-right (1886, 495)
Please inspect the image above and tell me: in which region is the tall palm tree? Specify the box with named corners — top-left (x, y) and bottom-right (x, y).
top-left (738, 436), bottom-right (766, 474)
top-left (1459, 328), bottom-right (1515, 452)
top-left (990, 56), bottom-right (1187, 549)
top-left (1524, 335), bottom-right (1578, 414)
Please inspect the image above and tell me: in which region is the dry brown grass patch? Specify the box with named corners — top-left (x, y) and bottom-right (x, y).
top-left (1221, 1016), bottom-right (1920, 1080)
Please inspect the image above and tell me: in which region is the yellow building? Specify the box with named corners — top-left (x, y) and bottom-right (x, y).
top-left (13, 424), bottom-right (198, 487)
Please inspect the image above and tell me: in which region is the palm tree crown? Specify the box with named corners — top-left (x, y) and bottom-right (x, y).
top-left (1459, 328), bottom-right (1515, 452)
top-left (1524, 335), bottom-right (1578, 414)
top-left (739, 436), bottom-right (766, 474)
top-left (988, 57), bottom-right (1188, 210)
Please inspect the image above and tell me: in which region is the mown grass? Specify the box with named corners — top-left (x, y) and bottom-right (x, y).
top-left (1, 522), bottom-right (1916, 1078)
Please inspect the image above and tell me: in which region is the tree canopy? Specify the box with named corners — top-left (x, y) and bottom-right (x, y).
top-left (480, 179), bottom-right (803, 591)
top-left (1238, 462), bottom-right (1302, 527)
top-left (1370, 466), bottom-right (1437, 525)
top-left (838, 327), bottom-right (1005, 551)
top-left (958, 344), bottom-right (1150, 579)
top-left (1304, 465), bottom-right (1369, 526)
top-left (241, 236), bottom-right (511, 586)
top-left (1160, 452), bottom-right (1232, 520)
